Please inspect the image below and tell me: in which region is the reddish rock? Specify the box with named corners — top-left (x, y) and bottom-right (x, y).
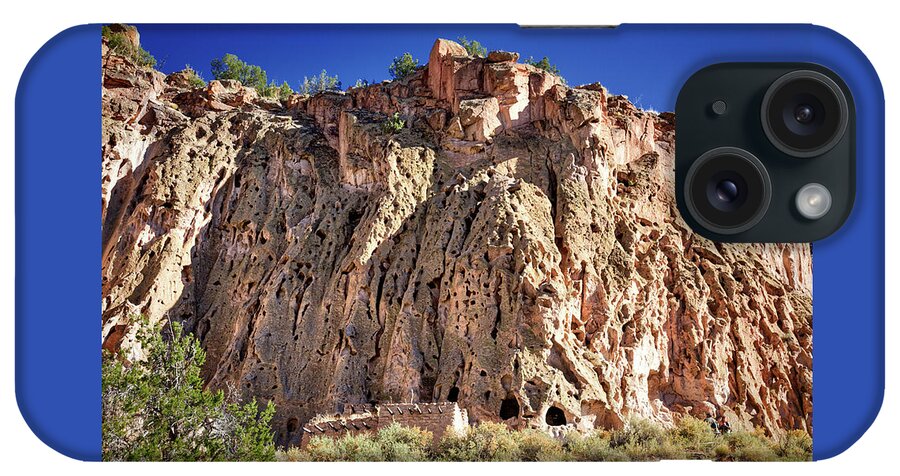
top-left (486, 50), bottom-right (520, 63)
top-left (102, 31), bottom-right (812, 447)
top-left (104, 23), bottom-right (140, 50)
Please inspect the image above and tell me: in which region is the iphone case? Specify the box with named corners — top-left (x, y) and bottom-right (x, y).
top-left (15, 24), bottom-right (884, 461)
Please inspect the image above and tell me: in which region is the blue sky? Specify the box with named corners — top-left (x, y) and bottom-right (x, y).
top-left (136, 24), bottom-right (692, 112)
top-left (135, 24), bottom-right (804, 113)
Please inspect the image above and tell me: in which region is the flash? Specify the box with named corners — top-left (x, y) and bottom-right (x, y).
top-left (795, 183), bottom-right (832, 220)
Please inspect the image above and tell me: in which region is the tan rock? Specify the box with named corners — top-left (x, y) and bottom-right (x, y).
top-left (165, 70), bottom-right (198, 90)
top-left (102, 30), bottom-right (812, 447)
top-left (457, 97), bottom-right (502, 141)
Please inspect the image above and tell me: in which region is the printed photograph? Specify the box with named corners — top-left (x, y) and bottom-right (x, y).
top-left (100, 24), bottom-right (813, 461)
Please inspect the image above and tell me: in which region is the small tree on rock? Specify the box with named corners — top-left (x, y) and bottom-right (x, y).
top-left (183, 65), bottom-right (207, 89)
top-left (388, 53), bottom-right (420, 80)
top-left (102, 24), bottom-right (157, 68)
top-left (298, 70), bottom-right (340, 95)
top-left (210, 53), bottom-right (269, 92)
top-left (524, 56), bottom-right (566, 84)
top-left (457, 37), bottom-right (487, 58)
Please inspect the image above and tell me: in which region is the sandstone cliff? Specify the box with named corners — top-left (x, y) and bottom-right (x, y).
top-left (101, 33), bottom-right (812, 447)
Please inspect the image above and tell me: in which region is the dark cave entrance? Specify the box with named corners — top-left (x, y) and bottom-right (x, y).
top-left (447, 386), bottom-right (460, 402)
top-left (286, 417), bottom-right (298, 434)
top-left (499, 397), bottom-right (520, 420)
top-left (545, 406), bottom-right (567, 426)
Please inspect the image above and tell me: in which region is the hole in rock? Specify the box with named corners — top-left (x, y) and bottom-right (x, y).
top-left (287, 418), bottom-right (298, 434)
top-left (500, 397), bottom-right (520, 420)
top-left (545, 406), bottom-right (567, 426)
top-left (447, 387), bottom-right (460, 402)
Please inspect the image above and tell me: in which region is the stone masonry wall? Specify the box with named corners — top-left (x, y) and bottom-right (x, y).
top-left (299, 402), bottom-right (467, 448)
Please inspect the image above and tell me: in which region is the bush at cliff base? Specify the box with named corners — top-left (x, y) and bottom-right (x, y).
top-left (282, 423), bottom-right (433, 462)
top-left (102, 318), bottom-right (277, 461)
top-left (279, 416), bottom-right (811, 462)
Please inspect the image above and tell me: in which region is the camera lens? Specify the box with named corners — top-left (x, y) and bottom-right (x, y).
top-left (684, 147), bottom-right (771, 235)
top-left (715, 180), bottom-right (739, 203)
top-left (761, 70), bottom-right (849, 158)
top-left (793, 104), bottom-right (815, 124)
top-left (708, 174), bottom-right (747, 212)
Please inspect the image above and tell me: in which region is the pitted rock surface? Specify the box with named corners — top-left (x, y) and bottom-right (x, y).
top-left (102, 36), bottom-right (812, 445)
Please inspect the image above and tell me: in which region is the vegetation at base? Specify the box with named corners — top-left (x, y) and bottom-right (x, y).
top-left (279, 423), bottom-right (433, 462)
top-left (381, 112), bottom-right (405, 134)
top-left (182, 65), bottom-right (207, 89)
top-left (524, 56), bottom-right (566, 83)
top-left (102, 25), bottom-right (157, 68)
top-left (458, 36), bottom-right (487, 58)
top-left (437, 422), bottom-right (566, 461)
top-left (102, 318), bottom-right (276, 461)
top-left (277, 416), bottom-right (811, 462)
top-left (210, 53), bottom-right (269, 93)
top-left (298, 70), bottom-right (340, 95)
top-left (388, 53), bottom-right (421, 80)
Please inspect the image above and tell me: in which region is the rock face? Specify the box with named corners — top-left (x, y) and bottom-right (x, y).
top-left (102, 36), bottom-right (812, 447)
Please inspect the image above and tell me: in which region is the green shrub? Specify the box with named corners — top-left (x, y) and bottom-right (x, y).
top-left (259, 80), bottom-right (295, 99)
top-left (284, 423), bottom-right (431, 462)
top-left (102, 25), bottom-right (156, 68)
top-left (183, 65), bottom-right (206, 89)
top-left (298, 69), bottom-right (340, 95)
top-left (374, 423), bottom-right (432, 461)
top-left (297, 433), bottom-right (383, 461)
top-left (668, 416), bottom-right (718, 459)
top-left (352, 78), bottom-right (373, 88)
top-left (277, 81), bottom-right (294, 99)
top-left (294, 436), bottom-right (342, 461)
top-left (210, 53), bottom-right (268, 92)
top-left (102, 318), bottom-right (276, 461)
top-left (775, 429), bottom-right (813, 461)
top-left (524, 56), bottom-right (565, 83)
top-left (388, 52), bottom-right (420, 80)
top-left (609, 418), bottom-right (684, 461)
top-left (437, 422), bottom-right (520, 461)
top-left (333, 434), bottom-right (385, 461)
top-left (457, 36), bottom-right (487, 57)
top-left (381, 112), bottom-right (405, 134)
top-left (516, 429), bottom-right (567, 461)
top-left (714, 428), bottom-right (779, 461)
top-left (279, 417), bottom-right (811, 462)
top-left (565, 432), bottom-right (629, 461)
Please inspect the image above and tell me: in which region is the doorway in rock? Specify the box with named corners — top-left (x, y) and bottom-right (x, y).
top-left (545, 406), bottom-right (567, 426)
top-left (500, 397), bottom-right (520, 420)
top-left (447, 386), bottom-right (460, 402)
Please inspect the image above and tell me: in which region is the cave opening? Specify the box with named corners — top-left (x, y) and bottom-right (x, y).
top-left (286, 417), bottom-right (299, 434)
top-left (447, 386), bottom-right (460, 402)
top-left (499, 397), bottom-right (520, 420)
top-left (545, 406), bottom-right (567, 426)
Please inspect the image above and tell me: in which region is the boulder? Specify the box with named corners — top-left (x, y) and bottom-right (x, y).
top-left (486, 50), bottom-right (520, 63)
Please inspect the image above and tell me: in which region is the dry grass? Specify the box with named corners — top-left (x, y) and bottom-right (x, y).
top-left (276, 416), bottom-right (811, 462)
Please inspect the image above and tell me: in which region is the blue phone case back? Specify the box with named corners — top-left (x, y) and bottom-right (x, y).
top-left (15, 23), bottom-right (884, 461)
